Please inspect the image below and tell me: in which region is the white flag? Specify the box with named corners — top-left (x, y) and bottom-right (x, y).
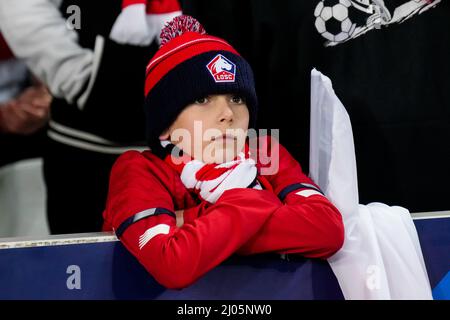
top-left (309, 68), bottom-right (432, 300)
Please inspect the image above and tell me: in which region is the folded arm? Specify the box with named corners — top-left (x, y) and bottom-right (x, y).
top-left (103, 151), bottom-right (281, 289)
top-left (237, 138), bottom-right (344, 259)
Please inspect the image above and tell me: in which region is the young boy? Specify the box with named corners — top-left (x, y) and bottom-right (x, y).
top-left (103, 15), bottom-right (344, 289)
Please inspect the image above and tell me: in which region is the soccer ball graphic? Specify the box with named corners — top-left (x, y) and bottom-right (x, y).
top-left (314, 0), bottom-right (357, 43)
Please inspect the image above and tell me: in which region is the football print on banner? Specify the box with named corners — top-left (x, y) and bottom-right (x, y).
top-left (206, 54), bottom-right (236, 83)
top-left (314, 0), bottom-right (441, 46)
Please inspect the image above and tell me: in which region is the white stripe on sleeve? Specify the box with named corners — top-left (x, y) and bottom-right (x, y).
top-left (138, 224), bottom-right (170, 250)
top-left (295, 189), bottom-right (324, 198)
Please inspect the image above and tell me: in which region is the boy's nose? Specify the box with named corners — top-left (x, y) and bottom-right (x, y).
top-left (217, 98), bottom-right (234, 124)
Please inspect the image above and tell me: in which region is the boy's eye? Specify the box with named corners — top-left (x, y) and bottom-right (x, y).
top-left (194, 97), bottom-right (209, 104)
top-left (231, 95), bottom-right (245, 104)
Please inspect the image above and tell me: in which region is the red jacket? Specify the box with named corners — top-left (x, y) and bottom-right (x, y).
top-left (103, 137), bottom-right (344, 289)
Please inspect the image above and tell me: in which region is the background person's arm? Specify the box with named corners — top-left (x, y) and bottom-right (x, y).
top-left (0, 0), bottom-right (93, 104)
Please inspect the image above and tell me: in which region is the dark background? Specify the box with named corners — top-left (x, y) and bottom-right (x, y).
top-left (181, 0), bottom-right (450, 212)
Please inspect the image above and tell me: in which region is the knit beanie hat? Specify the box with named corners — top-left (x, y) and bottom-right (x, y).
top-left (144, 15), bottom-right (258, 157)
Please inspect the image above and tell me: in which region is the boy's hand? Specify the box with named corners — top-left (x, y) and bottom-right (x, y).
top-left (175, 209), bottom-right (184, 227)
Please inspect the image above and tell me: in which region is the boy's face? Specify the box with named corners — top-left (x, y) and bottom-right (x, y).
top-left (159, 94), bottom-right (250, 164)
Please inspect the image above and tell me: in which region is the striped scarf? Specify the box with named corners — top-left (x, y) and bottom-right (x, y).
top-left (161, 141), bottom-right (263, 204)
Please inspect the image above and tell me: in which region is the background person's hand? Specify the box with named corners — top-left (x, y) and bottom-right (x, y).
top-left (0, 83), bottom-right (51, 135)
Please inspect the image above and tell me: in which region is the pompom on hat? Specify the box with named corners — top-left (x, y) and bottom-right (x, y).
top-left (144, 15), bottom-right (258, 157)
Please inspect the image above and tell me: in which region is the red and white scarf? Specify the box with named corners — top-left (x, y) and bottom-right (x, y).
top-left (110, 0), bottom-right (182, 46)
top-left (161, 141), bottom-right (263, 204)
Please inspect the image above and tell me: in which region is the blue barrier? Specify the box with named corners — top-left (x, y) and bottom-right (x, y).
top-left (0, 214), bottom-right (449, 300)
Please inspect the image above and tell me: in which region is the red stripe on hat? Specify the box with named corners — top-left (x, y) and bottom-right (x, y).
top-left (144, 32), bottom-right (239, 96)
top-left (122, 0), bottom-right (181, 13)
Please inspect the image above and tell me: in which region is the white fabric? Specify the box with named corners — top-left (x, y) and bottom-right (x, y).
top-left (109, 4), bottom-right (182, 46)
top-left (110, 4), bottom-right (152, 46)
top-left (309, 68), bottom-right (432, 300)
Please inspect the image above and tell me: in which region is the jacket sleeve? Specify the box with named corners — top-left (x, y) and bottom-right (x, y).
top-left (237, 138), bottom-right (344, 259)
top-left (0, 0), bottom-right (94, 104)
top-left (103, 151), bottom-right (281, 289)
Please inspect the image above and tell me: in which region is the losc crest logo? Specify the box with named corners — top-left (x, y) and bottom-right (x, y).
top-left (206, 54), bottom-right (236, 83)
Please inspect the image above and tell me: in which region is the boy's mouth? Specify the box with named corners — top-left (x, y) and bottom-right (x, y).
top-left (211, 134), bottom-right (237, 142)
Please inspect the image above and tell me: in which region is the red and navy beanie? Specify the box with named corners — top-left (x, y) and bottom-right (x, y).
top-left (144, 15), bottom-right (258, 156)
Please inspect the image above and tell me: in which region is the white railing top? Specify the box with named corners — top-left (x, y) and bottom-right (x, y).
top-left (0, 231), bottom-right (118, 250)
top-left (0, 210), bottom-right (449, 250)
